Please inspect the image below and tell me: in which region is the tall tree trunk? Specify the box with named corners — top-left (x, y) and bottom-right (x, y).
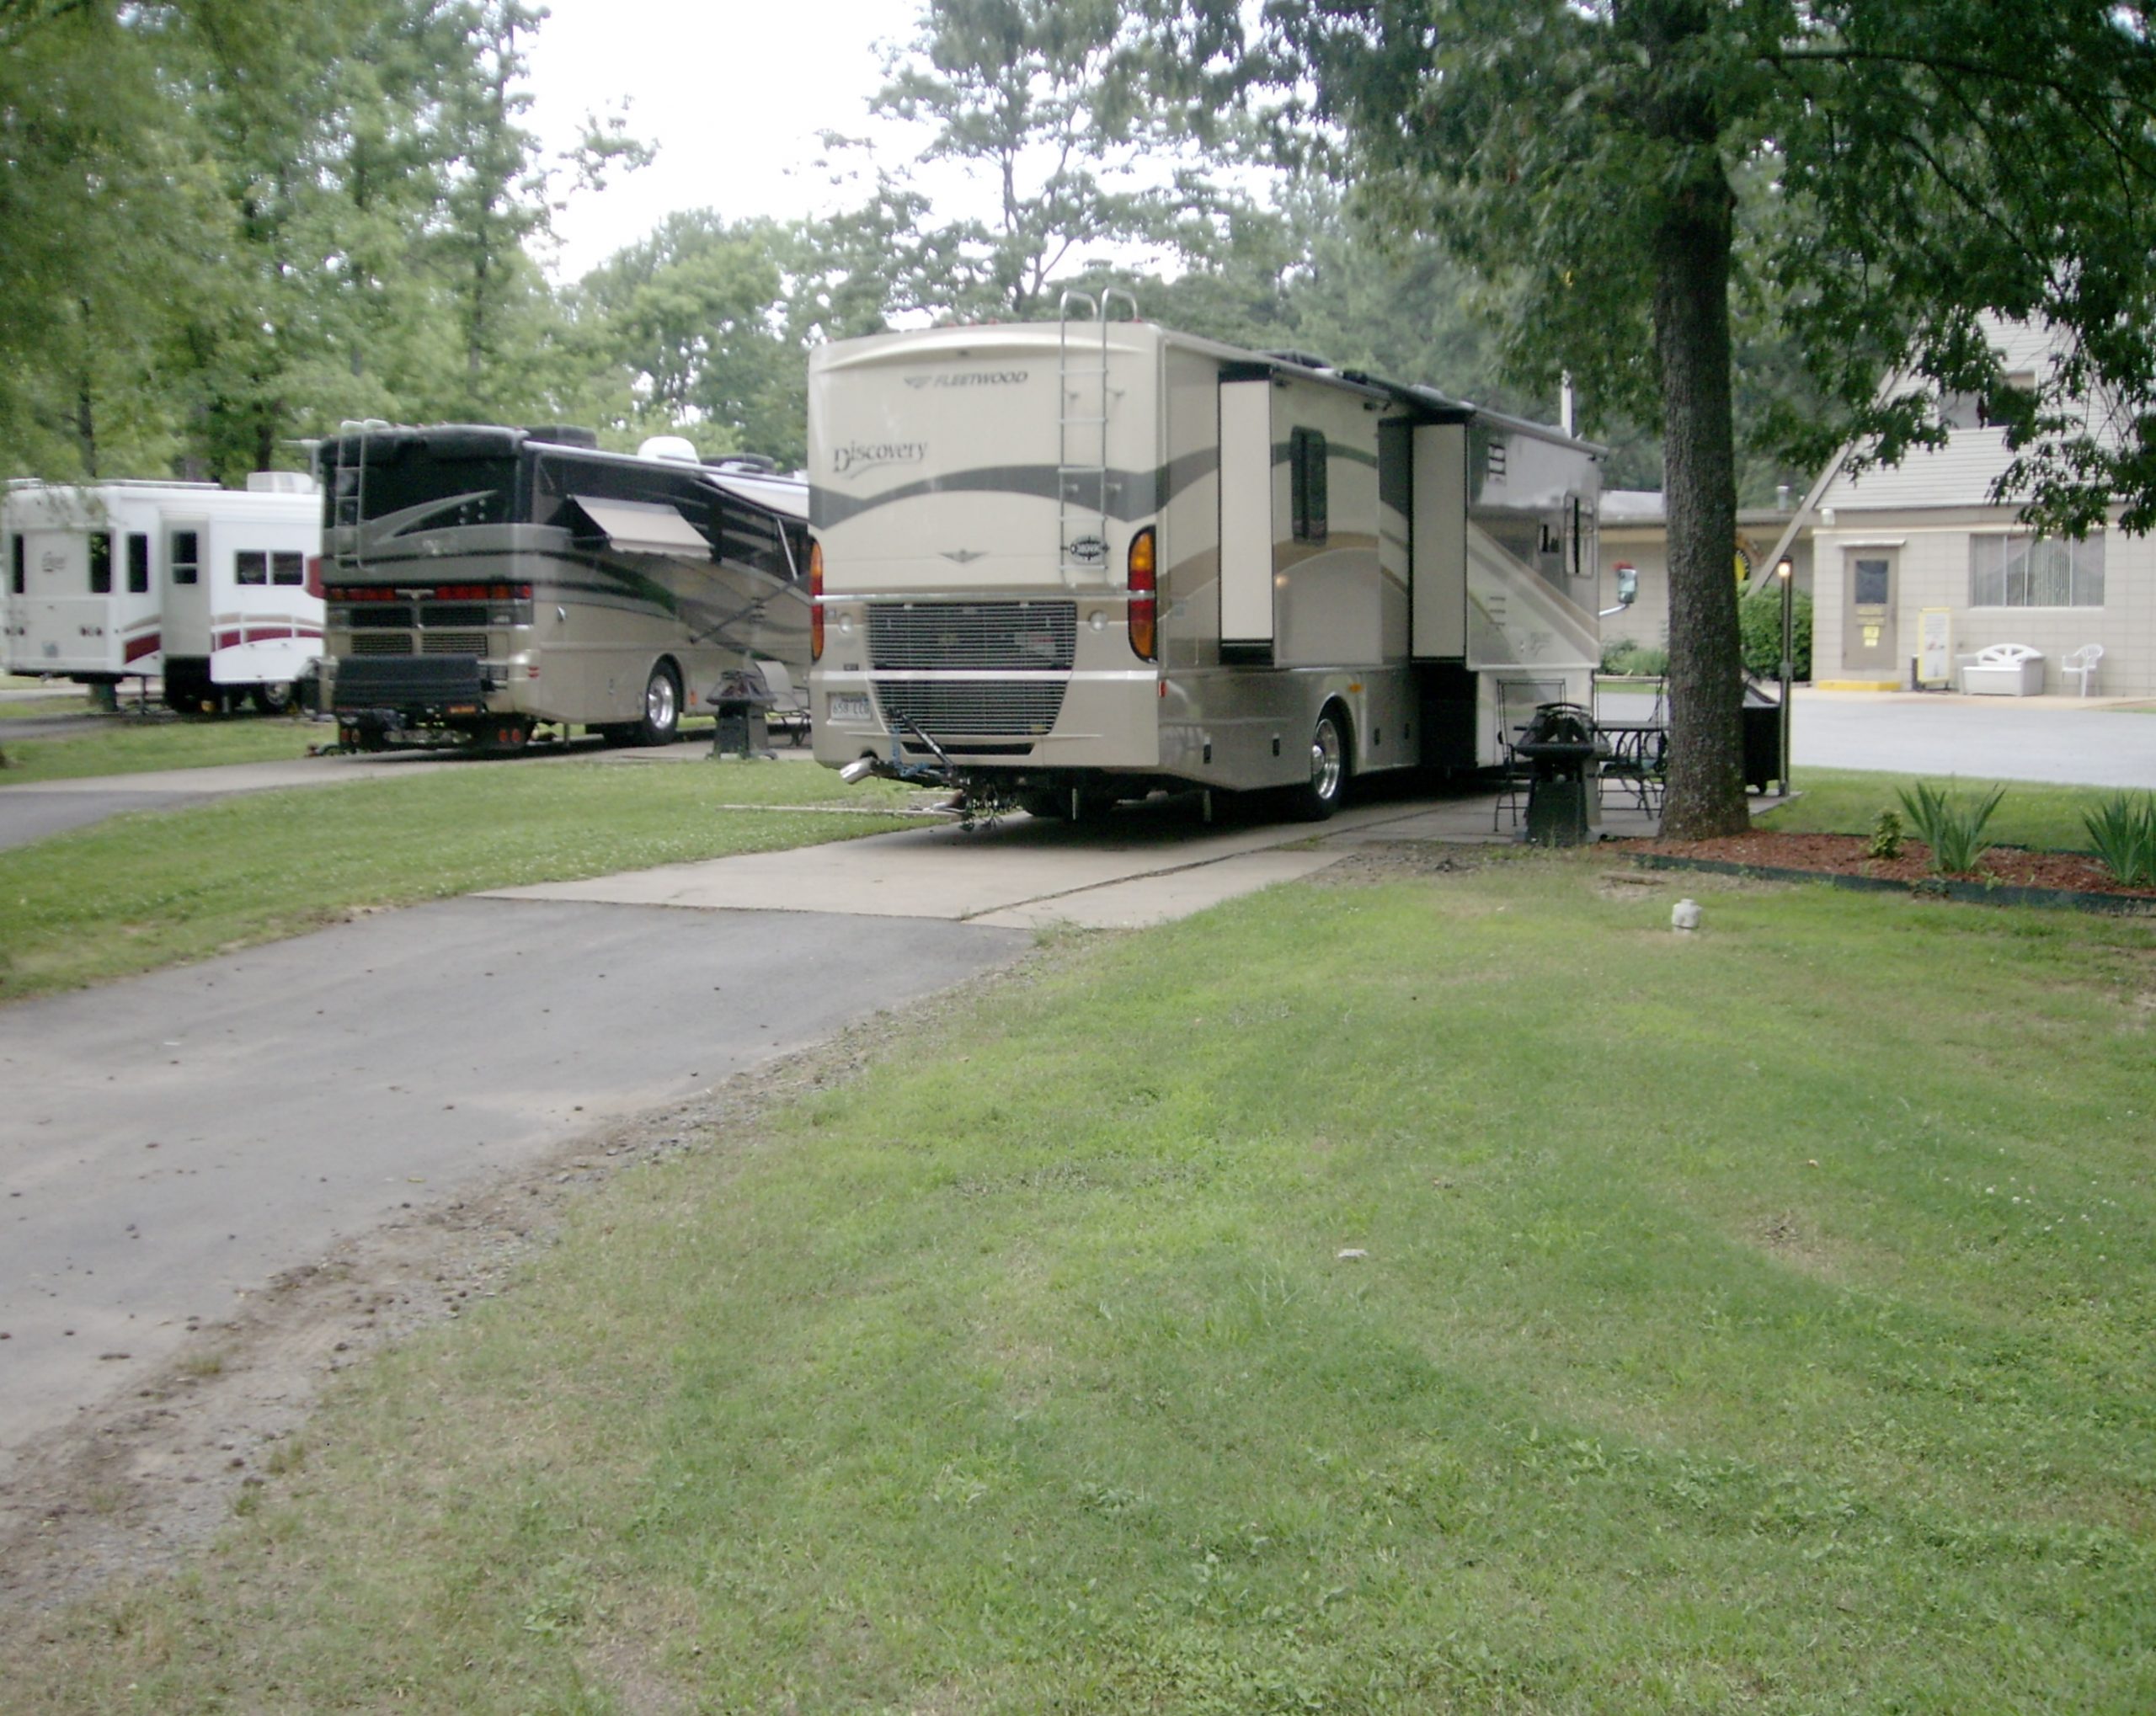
top-left (1652, 188), bottom-right (1749, 837)
top-left (1635, 0), bottom-right (1750, 839)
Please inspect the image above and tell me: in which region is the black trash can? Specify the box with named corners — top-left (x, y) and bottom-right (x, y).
top-left (1514, 704), bottom-right (1598, 845)
top-left (1742, 679), bottom-right (1785, 793)
top-left (710, 666), bottom-right (776, 759)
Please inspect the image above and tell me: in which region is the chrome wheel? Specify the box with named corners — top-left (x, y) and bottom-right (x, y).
top-left (636, 663), bottom-right (681, 745)
top-left (1294, 709), bottom-right (1348, 820)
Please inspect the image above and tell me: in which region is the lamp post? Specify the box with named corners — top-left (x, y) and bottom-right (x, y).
top-left (1775, 556), bottom-right (1795, 796)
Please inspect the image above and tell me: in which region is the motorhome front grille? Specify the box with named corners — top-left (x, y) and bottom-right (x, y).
top-left (346, 605), bottom-right (414, 629)
top-left (867, 602), bottom-right (1076, 672)
top-left (873, 679), bottom-right (1065, 737)
top-left (421, 632), bottom-right (487, 656)
top-left (349, 633), bottom-right (413, 655)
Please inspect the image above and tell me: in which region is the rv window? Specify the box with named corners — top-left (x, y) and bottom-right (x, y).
top-left (1290, 428), bottom-right (1328, 543)
top-left (170, 530), bottom-right (199, 585)
top-left (89, 532), bottom-right (112, 594)
top-left (128, 533), bottom-right (150, 594)
top-left (8, 535), bottom-right (21, 594)
top-left (236, 551), bottom-right (268, 586)
top-left (272, 551), bottom-right (304, 586)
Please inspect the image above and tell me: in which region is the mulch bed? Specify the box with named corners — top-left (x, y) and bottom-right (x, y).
top-left (1630, 830), bottom-right (2156, 911)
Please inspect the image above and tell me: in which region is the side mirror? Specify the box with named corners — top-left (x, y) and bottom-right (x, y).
top-left (1614, 564), bottom-right (1638, 608)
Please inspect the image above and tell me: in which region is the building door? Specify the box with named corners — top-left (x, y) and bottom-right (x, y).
top-left (1843, 550), bottom-right (1897, 674)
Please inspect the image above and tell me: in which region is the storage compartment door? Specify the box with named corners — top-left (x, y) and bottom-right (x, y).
top-left (1218, 379), bottom-right (1275, 659)
top-left (1411, 424), bottom-right (1465, 659)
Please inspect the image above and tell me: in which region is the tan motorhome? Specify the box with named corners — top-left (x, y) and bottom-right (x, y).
top-left (808, 301), bottom-right (1603, 817)
top-left (320, 425), bottom-right (811, 752)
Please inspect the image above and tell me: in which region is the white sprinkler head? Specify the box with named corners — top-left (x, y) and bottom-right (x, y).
top-left (1671, 898), bottom-right (1702, 932)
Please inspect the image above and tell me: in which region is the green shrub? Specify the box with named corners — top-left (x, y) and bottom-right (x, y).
top-left (1865, 808), bottom-right (1904, 860)
top-left (1739, 586), bottom-right (1813, 679)
top-left (1598, 638), bottom-right (1669, 677)
top-left (1897, 780), bottom-right (2007, 876)
top-left (2082, 791), bottom-right (2156, 887)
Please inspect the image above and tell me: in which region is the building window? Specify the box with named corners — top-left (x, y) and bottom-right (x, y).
top-left (170, 530), bottom-right (199, 585)
top-left (89, 531), bottom-right (112, 594)
top-left (1969, 532), bottom-right (2105, 607)
top-left (1853, 558), bottom-right (1890, 607)
top-left (236, 551), bottom-right (268, 586)
top-left (1289, 427), bottom-right (1327, 542)
top-left (128, 532), bottom-right (150, 594)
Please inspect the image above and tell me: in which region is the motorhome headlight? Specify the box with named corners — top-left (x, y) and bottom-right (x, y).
top-left (1127, 527), bottom-right (1157, 662)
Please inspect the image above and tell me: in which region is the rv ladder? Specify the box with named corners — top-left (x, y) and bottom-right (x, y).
top-left (1056, 290), bottom-right (1135, 585)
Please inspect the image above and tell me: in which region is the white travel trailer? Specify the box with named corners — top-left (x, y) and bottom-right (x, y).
top-left (319, 424), bottom-right (812, 751)
top-left (808, 301), bottom-right (1602, 815)
top-left (2, 474), bottom-right (323, 711)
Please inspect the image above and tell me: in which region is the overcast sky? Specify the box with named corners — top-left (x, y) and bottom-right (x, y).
top-left (520, 0), bottom-right (927, 280)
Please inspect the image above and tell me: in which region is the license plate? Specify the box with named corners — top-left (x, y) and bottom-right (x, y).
top-left (827, 693), bottom-right (871, 722)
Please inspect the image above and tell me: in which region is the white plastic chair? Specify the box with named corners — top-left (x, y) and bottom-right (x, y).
top-left (2060, 643), bottom-right (2103, 698)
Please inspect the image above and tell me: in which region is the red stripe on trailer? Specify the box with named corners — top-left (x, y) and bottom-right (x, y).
top-left (124, 632), bottom-right (162, 663)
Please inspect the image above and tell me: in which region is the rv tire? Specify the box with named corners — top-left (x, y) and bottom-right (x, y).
top-left (251, 681), bottom-right (296, 715)
top-left (1292, 706), bottom-right (1350, 821)
top-left (634, 663), bottom-right (681, 747)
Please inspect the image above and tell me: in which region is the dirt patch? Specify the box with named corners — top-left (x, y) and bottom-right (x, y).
top-left (1634, 830), bottom-right (2156, 901)
top-left (0, 945), bottom-right (1077, 1623)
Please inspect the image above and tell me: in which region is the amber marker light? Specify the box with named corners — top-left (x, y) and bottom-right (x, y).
top-left (809, 539), bottom-right (825, 662)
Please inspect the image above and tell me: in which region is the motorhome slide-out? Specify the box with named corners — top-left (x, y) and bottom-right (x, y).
top-left (321, 425), bottom-right (811, 752)
top-left (808, 302), bottom-right (1603, 817)
top-left (2, 475), bottom-right (323, 711)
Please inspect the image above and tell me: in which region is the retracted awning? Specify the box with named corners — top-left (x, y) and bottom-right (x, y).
top-left (568, 496), bottom-right (710, 557)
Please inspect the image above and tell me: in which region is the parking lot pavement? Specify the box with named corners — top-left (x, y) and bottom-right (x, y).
top-left (1791, 689), bottom-right (2156, 787)
top-left (0, 898), bottom-right (1027, 1464)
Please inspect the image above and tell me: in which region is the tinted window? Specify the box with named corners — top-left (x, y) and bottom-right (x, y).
top-left (272, 551), bottom-right (304, 586)
top-left (8, 535), bottom-right (20, 594)
top-left (236, 551), bottom-right (268, 586)
top-left (170, 530), bottom-right (199, 584)
top-left (89, 531), bottom-right (112, 594)
top-left (1290, 427), bottom-right (1328, 542)
top-left (128, 532), bottom-right (150, 594)
top-left (337, 442), bottom-right (518, 527)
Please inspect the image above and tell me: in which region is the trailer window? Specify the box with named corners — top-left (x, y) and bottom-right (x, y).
top-left (272, 550), bottom-right (304, 586)
top-left (8, 535), bottom-right (21, 594)
top-left (128, 532), bottom-right (150, 594)
top-left (236, 551), bottom-right (268, 586)
top-left (88, 532), bottom-right (112, 594)
top-left (1290, 428), bottom-right (1328, 543)
top-left (170, 530), bottom-right (199, 585)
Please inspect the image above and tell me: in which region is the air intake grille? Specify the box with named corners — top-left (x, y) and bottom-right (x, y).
top-left (874, 679), bottom-right (1066, 737)
top-left (349, 633), bottom-right (413, 655)
top-left (868, 601), bottom-right (1075, 671)
top-left (421, 632), bottom-right (487, 656)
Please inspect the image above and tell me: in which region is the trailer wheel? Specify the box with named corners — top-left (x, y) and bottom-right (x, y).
top-left (634, 662), bottom-right (681, 746)
top-left (251, 681), bottom-right (295, 715)
top-left (1292, 706), bottom-right (1350, 821)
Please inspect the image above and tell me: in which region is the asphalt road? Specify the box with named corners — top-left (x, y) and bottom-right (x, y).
top-left (1, 897), bottom-right (1029, 1464)
top-left (1790, 689), bottom-right (2156, 787)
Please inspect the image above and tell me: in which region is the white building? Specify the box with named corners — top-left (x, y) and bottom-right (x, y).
top-left (1809, 321), bottom-right (2149, 695)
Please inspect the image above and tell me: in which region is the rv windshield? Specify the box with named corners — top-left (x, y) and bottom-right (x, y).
top-left (335, 439), bottom-right (520, 528)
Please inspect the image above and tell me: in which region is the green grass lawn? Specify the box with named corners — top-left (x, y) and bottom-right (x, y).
top-left (0, 759), bottom-right (921, 1000)
top-left (0, 692), bottom-right (92, 719)
top-left (0, 709), bottom-right (323, 779)
top-left (15, 855), bottom-right (2152, 1713)
top-left (1760, 768), bottom-right (2127, 850)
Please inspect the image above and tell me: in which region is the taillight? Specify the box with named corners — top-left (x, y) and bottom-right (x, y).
top-left (809, 539), bottom-right (825, 662)
top-left (1127, 527), bottom-right (1157, 662)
